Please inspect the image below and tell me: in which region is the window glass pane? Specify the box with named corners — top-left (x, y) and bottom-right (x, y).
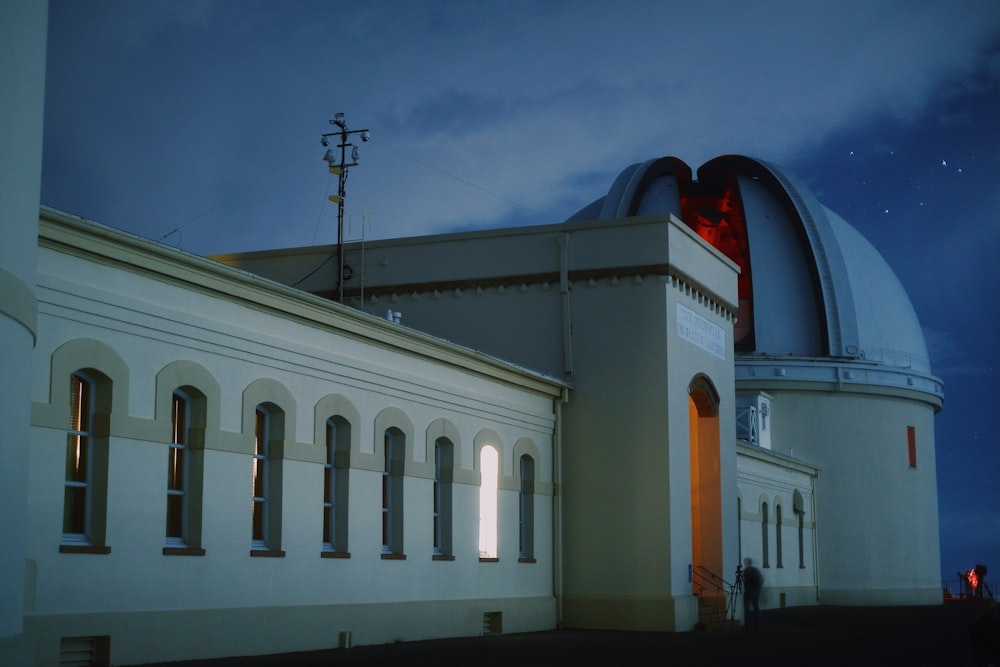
top-left (252, 501), bottom-right (265, 541)
top-left (65, 434), bottom-right (89, 482)
top-left (762, 502), bottom-right (769, 567)
top-left (255, 410), bottom-right (266, 456)
top-left (253, 458), bottom-right (265, 496)
top-left (776, 505), bottom-right (783, 567)
top-left (167, 447), bottom-right (185, 491)
top-left (166, 494), bottom-right (184, 538)
top-left (172, 394), bottom-right (187, 445)
top-left (63, 486), bottom-right (87, 534)
top-left (66, 373), bottom-right (93, 541)
top-left (323, 419), bottom-right (337, 548)
top-left (70, 374), bottom-right (90, 432)
top-left (479, 445), bottom-right (499, 558)
top-left (167, 391), bottom-right (192, 545)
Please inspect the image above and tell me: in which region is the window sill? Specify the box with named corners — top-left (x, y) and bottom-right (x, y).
top-left (381, 553), bottom-right (407, 561)
top-left (518, 557), bottom-right (537, 563)
top-left (479, 557), bottom-right (499, 563)
top-left (60, 545), bottom-right (111, 555)
top-left (250, 549), bottom-right (286, 558)
top-left (432, 554), bottom-right (455, 561)
top-left (163, 547), bottom-right (206, 556)
top-left (321, 551), bottom-right (351, 559)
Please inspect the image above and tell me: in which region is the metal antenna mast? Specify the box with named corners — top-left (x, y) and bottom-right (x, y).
top-left (322, 112), bottom-right (370, 303)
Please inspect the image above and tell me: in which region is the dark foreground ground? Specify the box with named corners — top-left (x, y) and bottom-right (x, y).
top-left (137, 600), bottom-right (999, 667)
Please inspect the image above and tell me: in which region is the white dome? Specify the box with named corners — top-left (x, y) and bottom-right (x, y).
top-left (823, 206), bottom-right (930, 372)
top-left (571, 154), bottom-right (938, 382)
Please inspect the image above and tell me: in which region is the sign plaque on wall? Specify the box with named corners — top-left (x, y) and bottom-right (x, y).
top-left (677, 303), bottom-right (726, 360)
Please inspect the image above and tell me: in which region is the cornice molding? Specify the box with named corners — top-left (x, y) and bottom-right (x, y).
top-left (38, 207), bottom-right (568, 397)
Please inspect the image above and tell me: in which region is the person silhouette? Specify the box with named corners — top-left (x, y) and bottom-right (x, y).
top-left (742, 557), bottom-right (763, 631)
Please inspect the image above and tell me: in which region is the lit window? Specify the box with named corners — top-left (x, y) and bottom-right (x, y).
top-left (64, 373), bottom-right (94, 542)
top-left (62, 370), bottom-right (110, 553)
top-left (163, 386), bottom-right (206, 555)
top-left (59, 369), bottom-right (112, 554)
top-left (479, 445), bottom-right (499, 559)
top-left (519, 455), bottom-right (535, 561)
top-left (166, 391), bottom-right (190, 546)
top-left (243, 398), bottom-right (285, 557)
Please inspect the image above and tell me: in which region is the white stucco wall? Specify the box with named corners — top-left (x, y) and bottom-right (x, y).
top-left (736, 444), bottom-right (819, 610)
top-left (213, 206), bottom-right (945, 632)
top-left (746, 386), bottom-right (940, 605)
top-left (0, 4), bottom-right (47, 665)
top-left (277, 215), bottom-right (742, 632)
top-left (25, 211), bottom-right (562, 665)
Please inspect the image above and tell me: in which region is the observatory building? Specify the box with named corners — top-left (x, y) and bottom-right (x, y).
top-left (220, 154), bottom-right (944, 632)
top-left (2, 5), bottom-right (942, 663)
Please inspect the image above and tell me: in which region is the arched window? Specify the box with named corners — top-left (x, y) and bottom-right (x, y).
top-left (166, 390), bottom-right (190, 546)
top-left (478, 445), bottom-right (499, 560)
top-left (761, 501), bottom-right (769, 568)
top-left (519, 454), bottom-right (535, 561)
top-left (776, 503), bottom-right (783, 568)
top-left (382, 427), bottom-right (405, 556)
top-left (252, 406), bottom-right (269, 549)
top-left (737, 496), bottom-right (743, 563)
top-left (433, 438), bottom-right (454, 558)
top-left (323, 416), bottom-right (351, 554)
top-left (252, 403), bottom-right (284, 555)
top-left (65, 372), bottom-right (94, 541)
top-left (798, 509), bottom-right (805, 569)
top-left (62, 370), bottom-right (111, 553)
top-left (794, 489), bottom-right (806, 569)
top-left (164, 386), bottom-right (207, 555)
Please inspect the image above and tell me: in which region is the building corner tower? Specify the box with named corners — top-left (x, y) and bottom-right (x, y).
top-left (0, 1), bottom-right (48, 665)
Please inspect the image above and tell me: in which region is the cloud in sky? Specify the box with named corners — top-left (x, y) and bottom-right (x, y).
top-left (41, 0), bottom-right (1000, 579)
top-left (43, 0), bottom-right (1000, 253)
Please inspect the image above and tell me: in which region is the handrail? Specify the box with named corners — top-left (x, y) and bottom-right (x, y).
top-left (946, 572), bottom-right (997, 601)
top-left (694, 564), bottom-right (733, 594)
top-left (694, 564), bottom-right (741, 625)
top-left (691, 569), bottom-right (714, 596)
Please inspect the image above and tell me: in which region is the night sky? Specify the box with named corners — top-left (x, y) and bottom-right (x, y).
top-left (40, 1), bottom-right (999, 585)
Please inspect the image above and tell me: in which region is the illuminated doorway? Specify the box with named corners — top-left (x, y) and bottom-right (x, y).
top-left (689, 376), bottom-right (723, 591)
